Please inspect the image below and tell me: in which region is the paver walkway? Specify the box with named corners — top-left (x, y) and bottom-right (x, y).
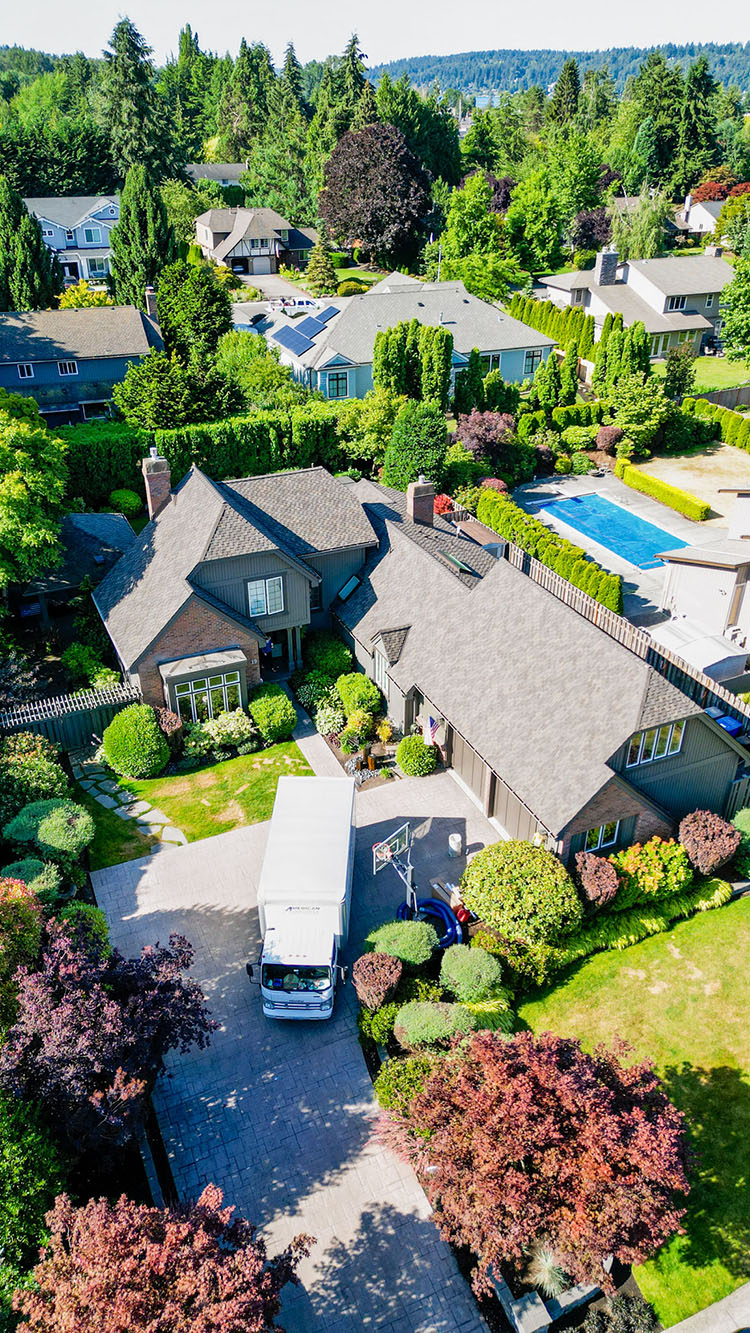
top-left (72, 751), bottom-right (187, 846)
top-left (92, 771), bottom-right (493, 1332)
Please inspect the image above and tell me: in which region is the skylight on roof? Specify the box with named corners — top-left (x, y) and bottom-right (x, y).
top-left (443, 552), bottom-right (474, 574)
top-left (337, 575), bottom-right (360, 601)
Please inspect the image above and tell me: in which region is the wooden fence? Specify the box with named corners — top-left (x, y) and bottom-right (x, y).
top-left (0, 683), bottom-right (142, 751)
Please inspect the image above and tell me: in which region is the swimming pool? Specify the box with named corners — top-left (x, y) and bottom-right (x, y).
top-left (539, 493), bottom-right (688, 570)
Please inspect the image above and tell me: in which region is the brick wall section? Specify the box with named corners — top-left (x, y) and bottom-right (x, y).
top-left (558, 776), bottom-right (674, 861)
top-left (142, 456), bottom-right (172, 520)
top-left (135, 596), bottom-right (261, 706)
top-left (633, 808), bottom-right (674, 845)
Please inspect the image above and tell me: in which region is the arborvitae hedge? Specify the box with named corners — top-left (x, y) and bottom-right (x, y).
top-left (507, 294), bottom-right (593, 355)
top-left (476, 490), bottom-right (624, 613)
top-left (683, 396), bottom-right (750, 453)
top-left (615, 461), bottom-right (710, 521)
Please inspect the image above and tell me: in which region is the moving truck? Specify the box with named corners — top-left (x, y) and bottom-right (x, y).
top-left (249, 776), bottom-right (355, 1020)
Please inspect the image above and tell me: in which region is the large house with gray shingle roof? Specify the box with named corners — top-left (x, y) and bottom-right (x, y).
top-left (195, 206), bottom-right (316, 274)
top-left (95, 454), bottom-right (750, 862)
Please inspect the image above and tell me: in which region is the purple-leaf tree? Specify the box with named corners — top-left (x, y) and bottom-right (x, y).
top-left (0, 923), bottom-right (217, 1152)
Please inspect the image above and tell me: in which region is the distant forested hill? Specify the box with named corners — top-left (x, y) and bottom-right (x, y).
top-left (369, 43), bottom-right (750, 94)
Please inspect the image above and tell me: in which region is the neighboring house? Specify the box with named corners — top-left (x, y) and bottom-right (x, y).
top-left (263, 275), bottom-right (555, 400)
top-left (93, 455), bottom-right (378, 717)
top-left (185, 163), bottom-right (247, 187)
top-left (674, 196), bottom-right (723, 238)
top-left (24, 195), bottom-right (119, 285)
top-left (95, 454), bottom-right (750, 861)
top-left (16, 513), bottom-right (136, 626)
top-left (195, 207), bottom-right (317, 274)
top-left (0, 307), bottom-right (163, 426)
top-left (538, 248), bottom-right (733, 358)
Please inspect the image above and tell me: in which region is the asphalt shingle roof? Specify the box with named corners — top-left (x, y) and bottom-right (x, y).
top-left (627, 254), bottom-right (735, 296)
top-left (24, 513), bottom-right (135, 596)
top-left (536, 272), bottom-right (713, 335)
top-left (0, 307), bottom-right (161, 364)
top-left (224, 469), bottom-right (378, 558)
top-left (23, 196), bottom-right (118, 229)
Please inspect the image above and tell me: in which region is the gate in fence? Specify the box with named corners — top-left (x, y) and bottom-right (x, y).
top-left (0, 683), bottom-right (143, 751)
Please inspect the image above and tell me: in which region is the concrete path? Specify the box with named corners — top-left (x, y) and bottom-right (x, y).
top-left (92, 772), bottom-right (494, 1332)
top-left (668, 1282), bottom-right (750, 1332)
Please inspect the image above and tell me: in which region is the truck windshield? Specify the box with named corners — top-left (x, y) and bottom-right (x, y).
top-left (261, 964), bottom-right (331, 992)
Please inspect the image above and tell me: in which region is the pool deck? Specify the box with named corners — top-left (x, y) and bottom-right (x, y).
top-left (515, 472), bottom-right (721, 627)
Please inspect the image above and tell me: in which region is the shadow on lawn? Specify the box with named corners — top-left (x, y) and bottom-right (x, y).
top-left (659, 1062), bottom-right (750, 1282)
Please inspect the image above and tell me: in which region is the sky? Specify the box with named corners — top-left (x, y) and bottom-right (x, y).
top-left (6, 0), bottom-right (750, 67)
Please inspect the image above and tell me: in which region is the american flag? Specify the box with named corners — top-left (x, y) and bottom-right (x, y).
top-left (427, 716), bottom-right (440, 742)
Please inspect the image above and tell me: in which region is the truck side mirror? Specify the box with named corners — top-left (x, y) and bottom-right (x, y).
top-left (339, 965), bottom-right (349, 984)
top-left (245, 962), bottom-right (256, 983)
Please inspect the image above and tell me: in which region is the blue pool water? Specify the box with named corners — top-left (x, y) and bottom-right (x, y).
top-left (540, 493), bottom-right (688, 570)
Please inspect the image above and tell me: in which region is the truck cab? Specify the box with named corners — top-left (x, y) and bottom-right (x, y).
top-left (259, 916), bottom-right (340, 1020)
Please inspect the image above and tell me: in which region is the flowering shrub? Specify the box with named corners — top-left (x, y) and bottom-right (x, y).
top-left (461, 840), bottom-right (583, 947)
top-left (433, 493), bottom-right (454, 515)
top-left (102, 704), bottom-right (170, 778)
top-left (1, 857), bottom-right (62, 904)
top-left (610, 837), bottom-right (693, 911)
top-left (575, 851), bottom-right (621, 911)
top-left (678, 809), bottom-right (741, 875)
top-left (440, 944), bottom-right (503, 1002)
top-left (314, 700), bottom-right (345, 735)
top-left (303, 631), bottom-right (352, 679)
top-left (365, 919), bottom-right (439, 969)
top-left (4, 799), bottom-right (95, 872)
top-left (396, 735), bottom-right (438, 776)
top-left (182, 724), bottom-right (214, 763)
top-left (352, 952), bottom-right (403, 1011)
top-left (248, 685), bottom-right (297, 743)
top-left (336, 672), bottom-right (381, 716)
top-left (393, 1001), bottom-right (477, 1049)
top-left (202, 710), bottom-right (257, 750)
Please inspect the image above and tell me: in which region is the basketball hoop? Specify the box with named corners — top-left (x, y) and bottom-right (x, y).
top-left (373, 841), bottom-right (394, 864)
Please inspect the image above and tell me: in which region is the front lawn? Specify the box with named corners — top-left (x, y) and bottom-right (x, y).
top-left (652, 355), bottom-right (750, 393)
top-left (518, 897), bottom-right (750, 1327)
top-left (76, 785), bottom-right (158, 870)
top-left (117, 742), bottom-right (313, 841)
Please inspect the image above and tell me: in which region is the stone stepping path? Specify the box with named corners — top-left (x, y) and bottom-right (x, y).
top-left (72, 757), bottom-right (187, 849)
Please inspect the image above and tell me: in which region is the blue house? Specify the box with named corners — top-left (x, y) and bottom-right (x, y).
top-left (0, 307), bottom-right (163, 426)
top-left (261, 274), bottom-right (555, 400)
top-left (24, 195), bottom-right (119, 286)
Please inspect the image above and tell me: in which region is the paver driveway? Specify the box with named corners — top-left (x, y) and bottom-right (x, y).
top-left (92, 772), bottom-right (493, 1332)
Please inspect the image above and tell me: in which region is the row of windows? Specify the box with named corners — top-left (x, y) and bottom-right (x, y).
top-left (626, 718), bottom-right (685, 768)
top-left (666, 293), bottom-right (715, 313)
top-left (17, 361), bottom-right (77, 380)
top-left (174, 671), bottom-right (241, 724)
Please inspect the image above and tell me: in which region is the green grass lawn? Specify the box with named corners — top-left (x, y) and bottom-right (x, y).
top-left (77, 785), bottom-right (157, 870)
top-left (518, 897), bottom-right (750, 1328)
top-left (653, 355), bottom-right (750, 393)
top-left (117, 742), bottom-right (313, 842)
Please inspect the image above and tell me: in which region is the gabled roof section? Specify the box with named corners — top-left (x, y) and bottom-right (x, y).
top-left (627, 254), bottom-right (734, 296)
top-left (24, 196), bottom-right (118, 229)
top-left (0, 307), bottom-right (161, 364)
top-left (361, 485), bottom-right (496, 588)
top-left (372, 627), bottom-right (410, 665)
top-left (636, 667), bottom-right (703, 731)
top-left (224, 468), bottom-right (378, 558)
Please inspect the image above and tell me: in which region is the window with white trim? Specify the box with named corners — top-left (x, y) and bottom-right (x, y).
top-left (705, 293), bottom-right (715, 309)
top-left (667, 295), bottom-right (687, 312)
top-left (327, 370), bottom-right (348, 399)
top-left (42, 227), bottom-right (54, 238)
top-left (626, 718), bottom-right (685, 768)
top-left (87, 257), bottom-right (109, 278)
top-left (247, 575), bottom-right (284, 617)
top-left (65, 229), bottom-right (74, 242)
top-left (58, 361), bottom-right (78, 377)
top-left (17, 364), bottom-right (34, 379)
top-left (524, 349), bottom-right (542, 376)
top-left (173, 670), bottom-right (241, 724)
top-left (83, 226), bottom-right (102, 244)
top-left (585, 820), bottom-right (620, 852)
top-left (373, 650), bottom-right (389, 698)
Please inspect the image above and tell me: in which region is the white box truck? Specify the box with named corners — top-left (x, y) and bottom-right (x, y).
top-left (249, 776), bottom-right (356, 1020)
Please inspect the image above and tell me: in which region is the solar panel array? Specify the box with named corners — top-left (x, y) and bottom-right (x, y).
top-left (273, 325), bottom-right (313, 356)
top-left (317, 306), bottom-right (338, 323)
top-left (296, 316), bottom-right (327, 338)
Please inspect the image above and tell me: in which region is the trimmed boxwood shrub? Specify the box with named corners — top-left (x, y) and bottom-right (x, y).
top-left (460, 840), bottom-right (583, 946)
top-left (678, 809), bottom-right (741, 875)
top-left (336, 672), bottom-right (381, 717)
top-left (609, 837), bottom-right (693, 911)
top-left (3, 799), bottom-right (95, 869)
top-left (0, 858), bottom-right (62, 904)
top-left (102, 704), bottom-right (170, 778)
top-left (352, 952), bottom-right (403, 1011)
top-left (373, 1054), bottom-right (438, 1115)
top-left (393, 1001), bottom-right (477, 1049)
top-left (440, 944), bottom-right (503, 1002)
top-left (365, 919), bottom-right (439, 968)
top-left (303, 632), bottom-right (352, 680)
top-left (108, 488), bottom-right (142, 516)
top-left (248, 684), bottom-right (297, 743)
top-left (617, 463), bottom-right (710, 522)
top-left (396, 735), bottom-right (438, 777)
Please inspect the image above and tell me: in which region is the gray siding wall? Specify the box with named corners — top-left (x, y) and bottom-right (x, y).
top-left (336, 620), bottom-right (408, 730)
top-left (306, 548), bottom-right (370, 626)
top-left (192, 551), bottom-right (311, 633)
top-left (613, 716), bottom-right (741, 818)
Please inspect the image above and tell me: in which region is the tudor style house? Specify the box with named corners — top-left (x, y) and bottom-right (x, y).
top-left (95, 454), bottom-right (750, 863)
top-left (262, 274), bottom-right (555, 399)
top-left (24, 195), bottom-right (119, 286)
top-left (195, 207), bottom-right (317, 275)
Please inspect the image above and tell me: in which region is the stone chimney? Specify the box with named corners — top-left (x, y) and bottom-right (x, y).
top-left (406, 475), bottom-right (434, 526)
top-left (593, 248), bottom-right (618, 286)
top-left (142, 448), bottom-right (171, 520)
top-left (144, 285), bottom-right (158, 319)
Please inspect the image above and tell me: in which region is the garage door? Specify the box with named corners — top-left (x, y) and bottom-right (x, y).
top-left (450, 729), bottom-right (488, 805)
top-left (252, 257), bottom-right (273, 274)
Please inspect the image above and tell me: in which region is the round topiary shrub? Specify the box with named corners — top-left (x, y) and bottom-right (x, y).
top-left (393, 1001), bottom-right (477, 1049)
top-left (678, 809), bottom-right (741, 876)
top-left (337, 279), bottom-right (368, 296)
top-left (396, 735), bottom-right (438, 777)
top-left (248, 685), bottom-right (297, 743)
top-left (365, 918), bottom-right (439, 969)
top-left (0, 857), bottom-right (62, 903)
top-left (595, 424), bottom-right (624, 455)
top-left (336, 672), bottom-right (381, 716)
top-left (108, 488), bottom-right (142, 516)
top-left (352, 952), bottom-right (403, 1011)
top-left (440, 943), bottom-right (503, 1002)
top-left (3, 800), bottom-right (96, 869)
top-left (460, 840), bottom-right (583, 946)
top-left (102, 704), bottom-right (170, 778)
top-left (554, 455), bottom-right (572, 475)
top-left (373, 1053), bottom-right (437, 1114)
top-left (303, 632), bottom-right (352, 680)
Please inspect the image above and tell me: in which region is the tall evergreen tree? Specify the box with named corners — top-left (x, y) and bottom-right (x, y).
top-left (110, 165), bottom-right (175, 307)
top-left (340, 34), bottom-right (368, 120)
top-left (304, 230), bottom-right (338, 297)
top-left (352, 80), bottom-right (379, 130)
top-left (674, 56), bottom-right (719, 194)
top-left (98, 19), bottom-right (173, 179)
top-left (280, 42), bottom-right (305, 111)
top-left (242, 82), bottom-right (315, 224)
top-left (549, 59), bottom-right (581, 126)
top-left (0, 178), bottom-right (61, 311)
top-left (216, 40), bottom-right (276, 159)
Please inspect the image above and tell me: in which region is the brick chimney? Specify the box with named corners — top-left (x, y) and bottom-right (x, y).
top-left (593, 247), bottom-right (618, 286)
top-left (406, 475), bottom-right (434, 526)
top-left (144, 285), bottom-right (158, 319)
top-left (142, 448), bottom-right (171, 520)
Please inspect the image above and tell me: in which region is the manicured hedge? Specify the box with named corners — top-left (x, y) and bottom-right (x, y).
top-left (476, 490), bottom-right (624, 613)
top-left (616, 461), bottom-right (710, 521)
top-left (683, 396), bottom-right (750, 453)
top-left (393, 1000), bottom-right (477, 1049)
top-left (365, 919), bottom-right (439, 968)
top-left (460, 840), bottom-right (583, 947)
top-left (550, 401), bottom-right (604, 431)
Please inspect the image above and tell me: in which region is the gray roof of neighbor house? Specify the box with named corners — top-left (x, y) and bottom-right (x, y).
top-left (626, 254), bottom-right (734, 296)
top-left (23, 513), bottom-right (135, 596)
top-left (185, 163), bottom-right (247, 183)
top-left (196, 206), bottom-right (299, 261)
top-left (338, 480), bottom-right (703, 837)
top-left (265, 279), bottom-right (555, 372)
top-left (536, 271), bottom-right (713, 335)
top-left (23, 196), bottom-right (118, 228)
top-left (0, 307), bottom-right (162, 365)
top-left (94, 466), bottom-right (377, 669)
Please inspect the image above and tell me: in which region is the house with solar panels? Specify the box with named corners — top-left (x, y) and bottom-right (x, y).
top-left (262, 273), bottom-right (555, 400)
top-left (195, 207), bottom-right (317, 276)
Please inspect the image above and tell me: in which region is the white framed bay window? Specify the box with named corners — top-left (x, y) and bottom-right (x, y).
top-left (247, 575), bottom-right (284, 617)
top-left (174, 670), bottom-right (241, 723)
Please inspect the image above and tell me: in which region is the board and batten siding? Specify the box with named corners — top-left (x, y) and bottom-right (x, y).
top-left (306, 548), bottom-right (370, 624)
top-left (613, 715), bottom-right (742, 819)
top-left (192, 551), bottom-right (311, 634)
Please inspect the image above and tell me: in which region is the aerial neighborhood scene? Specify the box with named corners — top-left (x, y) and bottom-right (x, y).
top-left (3, 2), bottom-right (750, 1329)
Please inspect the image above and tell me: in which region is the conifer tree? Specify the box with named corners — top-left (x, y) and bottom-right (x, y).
top-left (304, 229), bottom-right (338, 297)
top-left (0, 178), bottom-right (61, 311)
top-left (560, 341), bottom-right (578, 405)
top-left (579, 315), bottom-right (596, 360)
top-left (110, 165), bottom-right (175, 307)
top-left (549, 58), bottom-right (581, 125)
top-left (280, 41), bottom-right (305, 110)
top-left (605, 329), bottom-right (624, 391)
top-left (352, 80), bottom-right (379, 130)
top-left (420, 326), bottom-right (454, 409)
top-left (98, 19), bottom-right (173, 178)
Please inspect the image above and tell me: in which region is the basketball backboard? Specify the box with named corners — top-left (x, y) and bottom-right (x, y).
top-left (372, 822), bottom-right (411, 875)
